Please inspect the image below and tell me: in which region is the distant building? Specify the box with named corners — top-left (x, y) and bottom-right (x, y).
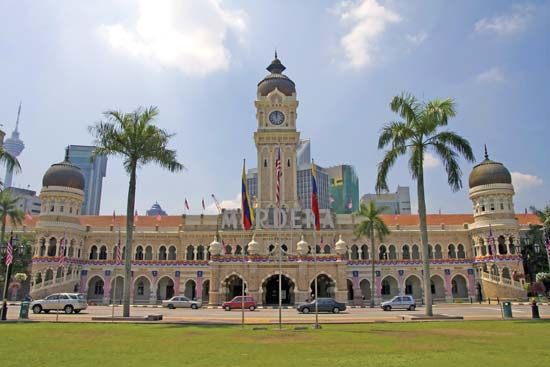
top-left (67, 145), bottom-right (107, 215)
top-left (361, 186), bottom-right (411, 214)
top-left (326, 165), bottom-right (359, 214)
top-left (7, 187), bottom-right (41, 216)
top-left (146, 202), bottom-right (167, 216)
top-left (3, 103), bottom-right (25, 188)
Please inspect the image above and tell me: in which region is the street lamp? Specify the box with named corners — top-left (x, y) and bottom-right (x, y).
top-left (0, 235), bottom-right (25, 320)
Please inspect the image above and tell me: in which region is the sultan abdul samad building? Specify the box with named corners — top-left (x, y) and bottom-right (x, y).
top-left (21, 55), bottom-right (539, 306)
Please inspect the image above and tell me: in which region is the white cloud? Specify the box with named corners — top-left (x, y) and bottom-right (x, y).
top-left (98, 0), bottom-right (247, 76)
top-left (205, 193), bottom-right (241, 214)
top-left (406, 31), bottom-right (427, 48)
top-left (476, 67), bottom-right (505, 83)
top-left (335, 0), bottom-right (401, 68)
top-left (424, 152), bottom-right (440, 169)
top-left (511, 172), bottom-right (543, 192)
top-left (475, 4), bottom-right (534, 35)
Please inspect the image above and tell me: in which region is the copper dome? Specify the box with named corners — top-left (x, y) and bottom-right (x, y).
top-left (257, 53), bottom-right (296, 97)
top-left (42, 149), bottom-right (85, 190)
top-left (468, 148), bottom-right (511, 188)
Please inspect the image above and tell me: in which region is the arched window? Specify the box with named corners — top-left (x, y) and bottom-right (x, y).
top-left (434, 244), bottom-right (442, 259)
top-left (144, 246), bottom-right (153, 260)
top-left (379, 245), bottom-right (387, 260)
top-left (168, 246), bottom-right (177, 260)
top-left (226, 244), bottom-right (233, 255)
top-left (99, 246), bottom-right (107, 260)
top-left (457, 244), bottom-right (466, 258)
top-left (196, 245), bottom-right (205, 260)
top-left (427, 244), bottom-right (434, 259)
top-left (159, 246), bottom-right (167, 260)
top-left (135, 246), bottom-right (144, 260)
top-left (186, 246), bottom-right (194, 260)
top-left (498, 236), bottom-right (507, 255)
top-left (89, 245), bottom-right (98, 260)
top-left (350, 245), bottom-right (359, 260)
top-left (323, 244), bottom-right (331, 254)
top-left (448, 244), bottom-right (456, 258)
top-left (402, 245), bottom-right (410, 260)
top-left (412, 245), bottom-right (420, 260)
top-left (361, 245), bottom-right (368, 260)
top-left (47, 238), bottom-right (57, 257)
top-left (235, 245), bottom-right (243, 255)
top-left (39, 238), bottom-right (46, 257)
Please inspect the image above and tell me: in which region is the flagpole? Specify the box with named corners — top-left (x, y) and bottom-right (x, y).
top-left (276, 145), bottom-right (283, 330)
top-left (311, 159), bottom-right (319, 329)
top-left (112, 223), bottom-right (121, 321)
top-left (0, 233), bottom-right (14, 321)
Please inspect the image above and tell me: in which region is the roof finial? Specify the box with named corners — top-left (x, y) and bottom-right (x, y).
top-left (274, 48), bottom-right (278, 59)
top-left (484, 144), bottom-right (489, 160)
top-left (65, 146), bottom-right (70, 161)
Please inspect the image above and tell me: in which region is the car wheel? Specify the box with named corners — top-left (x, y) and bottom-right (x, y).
top-left (224, 306), bottom-right (231, 311)
top-left (32, 305), bottom-right (42, 314)
top-left (168, 304), bottom-right (175, 309)
top-left (74, 309), bottom-right (81, 314)
top-left (64, 305), bottom-right (74, 314)
top-left (191, 304), bottom-right (198, 310)
top-left (302, 307), bottom-right (310, 314)
top-left (383, 305), bottom-right (391, 311)
top-left (408, 305), bottom-right (416, 311)
top-left (249, 305), bottom-right (256, 311)
top-left (332, 307), bottom-right (340, 314)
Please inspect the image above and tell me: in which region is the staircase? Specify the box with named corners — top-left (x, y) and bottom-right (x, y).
top-left (480, 272), bottom-right (526, 299)
top-left (30, 275), bottom-right (80, 299)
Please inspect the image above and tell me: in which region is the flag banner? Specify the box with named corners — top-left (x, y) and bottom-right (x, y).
top-left (116, 238), bottom-right (123, 265)
top-left (185, 199), bottom-right (190, 210)
top-left (241, 160), bottom-right (255, 230)
top-left (311, 161), bottom-right (321, 231)
top-left (25, 211), bottom-right (33, 221)
top-left (58, 233), bottom-right (66, 265)
top-left (275, 145), bottom-right (282, 208)
top-left (4, 235), bottom-right (13, 266)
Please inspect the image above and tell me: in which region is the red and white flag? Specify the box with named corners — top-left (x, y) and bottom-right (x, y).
top-left (275, 145), bottom-right (282, 208)
top-left (184, 198), bottom-right (190, 210)
top-left (115, 238), bottom-right (123, 265)
top-left (156, 214), bottom-right (162, 222)
top-left (4, 233), bottom-right (13, 266)
top-left (25, 211), bottom-right (33, 221)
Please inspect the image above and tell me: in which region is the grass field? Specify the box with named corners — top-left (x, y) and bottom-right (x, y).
top-left (1, 321), bottom-right (549, 367)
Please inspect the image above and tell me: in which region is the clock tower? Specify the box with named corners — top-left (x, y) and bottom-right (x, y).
top-left (254, 53), bottom-right (300, 209)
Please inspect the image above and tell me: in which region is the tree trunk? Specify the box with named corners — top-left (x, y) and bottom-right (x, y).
top-left (1, 212), bottom-right (6, 245)
top-left (122, 163), bottom-right (137, 317)
top-left (370, 228), bottom-right (376, 308)
top-left (417, 162), bottom-right (433, 316)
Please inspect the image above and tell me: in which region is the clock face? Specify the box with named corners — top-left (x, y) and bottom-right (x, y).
top-left (268, 110), bottom-right (285, 125)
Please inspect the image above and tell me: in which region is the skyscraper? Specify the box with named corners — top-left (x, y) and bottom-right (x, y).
top-left (361, 186), bottom-right (411, 214)
top-left (67, 145), bottom-right (108, 215)
top-left (3, 103), bottom-right (25, 188)
top-left (326, 164), bottom-right (359, 214)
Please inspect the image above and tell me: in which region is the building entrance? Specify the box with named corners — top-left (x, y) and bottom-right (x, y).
top-left (262, 274), bottom-right (294, 305)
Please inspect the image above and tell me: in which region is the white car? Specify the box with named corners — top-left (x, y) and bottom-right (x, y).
top-left (381, 295), bottom-right (417, 311)
top-left (162, 296), bottom-right (202, 309)
top-left (31, 293), bottom-right (88, 314)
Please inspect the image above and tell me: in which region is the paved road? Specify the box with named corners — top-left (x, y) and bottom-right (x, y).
top-left (5, 303), bottom-right (549, 324)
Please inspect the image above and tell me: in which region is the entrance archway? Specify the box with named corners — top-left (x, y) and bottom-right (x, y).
top-left (405, 275), bottom-right (422, 301)
top-left (347, 279), bottom-right (354, 301)
top-left (184, 279), bottom-right (196, 300)
top-left (87, 276), bottom-right (104, 302)
top-left (157, 276), bottom-right (175, 300)
top-left (452, 275), bottom-right (468, 299)
top-left (360, 279), bottom-right (371, 301)
top-left (110, 276), bottom-right (124, 304)
top-left (310, 274), bottom-right (336, 299)
top-left (381, 276), bottom-right (398, 300)
top-left (202, 280), bottom-right (210, 303)
top-left (222, 274), bottom-right (247, 301)
top-left (133, 276), bottom-right (151, 304)
top-left (262, 274), bottom-right (295, 305)
top-left (431, 275), bottom-right (445, 301)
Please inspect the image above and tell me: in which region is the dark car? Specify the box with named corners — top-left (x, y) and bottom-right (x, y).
top-left (296, 298), bottom-right (346, 314)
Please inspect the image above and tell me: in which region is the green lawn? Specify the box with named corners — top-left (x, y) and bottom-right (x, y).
top-left (1, 321), bottom-right (549, 367)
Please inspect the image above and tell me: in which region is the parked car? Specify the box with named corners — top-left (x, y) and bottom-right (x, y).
top-left (222, 296), bottom-right (257, 311)
top-left (162, 296), bottom-right (202, 309)
top-left (31, 293), bottom-right (88, 314)
top-left (380, 295), bottom-right (416, 311)
top-left (296, 298), bottom-right (346, 314)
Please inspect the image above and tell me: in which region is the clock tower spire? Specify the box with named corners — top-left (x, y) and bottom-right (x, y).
top-left (254, 54), bottom-right (300, 209)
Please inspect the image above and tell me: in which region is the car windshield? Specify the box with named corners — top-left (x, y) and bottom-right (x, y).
top-left (391, 297), bottom-right (400, 302)
top-left (77, 294), bottom-right (86, 300)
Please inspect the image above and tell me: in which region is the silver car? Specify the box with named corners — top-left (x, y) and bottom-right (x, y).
top-left (162, 296), bottom-right (202, 309)
top-left (381, 295), bottom-right (416, 311)
top-left (31, 293), bottom-right (88, 314)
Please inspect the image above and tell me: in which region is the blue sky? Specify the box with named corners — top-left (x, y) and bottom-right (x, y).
top-left (1, 0), bottom-right (548, 215)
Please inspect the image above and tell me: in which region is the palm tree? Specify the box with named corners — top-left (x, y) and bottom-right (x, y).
top-left (376, 92), bottom-right (475, 316)
top-left (0, 190), bottom-right (24, 244)
top-left (0, 146), bottom-right (21, 189)
top-left (354, 200), bottom-right (390, 308)
top-left (89, 106), bottom-right (183, 317)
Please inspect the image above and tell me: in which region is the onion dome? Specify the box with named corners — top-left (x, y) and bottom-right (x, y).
top-left (296, 235), bottom-right (309, 256)
top-left (468, 146), bottom-right (512, 189)
top-left (247, 235), bottom-right (262, 255)
top-left (208, 236), bottom-right (222, 256)
top-left (257, 51), bottom-right (296, 97)
top-left (335, 235), bottom-right (348, 255)
top-left (42, 147), bottom-right (85, 190)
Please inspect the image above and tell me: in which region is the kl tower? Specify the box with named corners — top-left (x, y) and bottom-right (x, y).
top-left (3, 103), bottom-right (25, 188)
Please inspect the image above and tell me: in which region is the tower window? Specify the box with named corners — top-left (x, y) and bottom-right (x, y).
top-left (264, 159), bottom-right (267, 167)
top-left (287, 159), bottom-right (290, 167)
top-left (481, 205), bottom-right (485, 212)
top-left (50, 206), bottom-right (54, 212)
top-left (60, 206), bottom-right (64, 213)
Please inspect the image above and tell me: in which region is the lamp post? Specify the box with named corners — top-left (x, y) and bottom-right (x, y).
top-left (1, 235), bottom-right (25, 320)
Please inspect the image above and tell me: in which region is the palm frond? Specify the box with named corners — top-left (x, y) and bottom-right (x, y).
top-left (431, 141), bottom-right (463, 191)
top-left (376, 147), bottom-right (404, 193)
top-left (429, 131), bottom-right (475, 163)
top-left (390, 92), bottom-right (420, 124)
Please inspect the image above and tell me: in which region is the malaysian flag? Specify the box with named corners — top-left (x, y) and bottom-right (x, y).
top-left (488, 225), bottom-right (496, 259)
top-left (4, 233), bottom-right (13, 266)
top-left (275, 145), bottom-right (282, 208)
top-left (115, 237), bottom-right (123, 265)
top-left (58, 232), bottom-right (66, 265)
top-left (25, 211), bottom-right (33, 221)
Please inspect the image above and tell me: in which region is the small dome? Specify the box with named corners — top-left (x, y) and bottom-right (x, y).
top-left (468, 147), bottom-right (511, 188)
top-left (208, 236), bottom-right (222, 256)
top-left (257, 53), bottom-right (296, 97)
top-left (296, 235), bottom-right (309, 256)
top-left (42, 148), bottom-right (85, 190)
top-left (335, 235), bottom-right (348, 255)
